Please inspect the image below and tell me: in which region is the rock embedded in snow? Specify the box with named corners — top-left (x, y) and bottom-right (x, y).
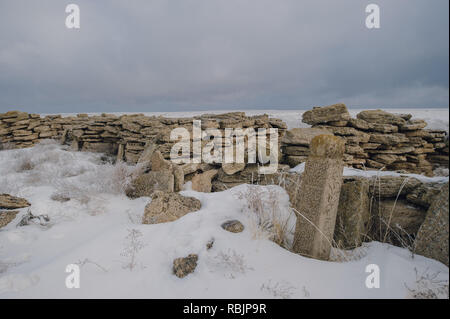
top-left (191, 169), bottom-right (218, 193)
top-left (142, 191), bottom-right (201, 224)
top-left (221, 220), bottom-right (244, 233)
top-left (334, 178), bottom-right (370, 249)
top-left (0, 194), bottom-right (31, 210)
top-left (173, 254), bottom-right (198, 278)
top-left (293, 134), bottom-right (345, 261)
top-left (126, 171), bottom-right (175, 198)
top-left (0, 210), bottom-right (19, 228)
top-left (414, 183), bottom-right (449, 266)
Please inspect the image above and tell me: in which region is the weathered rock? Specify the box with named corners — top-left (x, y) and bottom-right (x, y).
top-left (150, 150), bottom-right (172, 171)
top-left (0, 194), bottom-right (31, 209)
top-left (406, 183), bottom-right (445, 209)
top-left (0, 210), bottom-right (19, 228)
top-left (127, 171), bottom-right (174, 198)
top-left (357, 110), bottom-right (407, 126)
top-left (334, 178), bottom-right (370, 249)
top-left (221, 220), bottom-right (245, 233)
top-left (348, 118), bottom-right (372, 130)
top-left (137, 142), bottom-right (157, 164)
top-left (172, 164), bottom-right (185, 192)
top-left (142, 191), bottom-right (201, 224)
top-left (173, 254), bottom-right (198, 278)
top-left (414, 183), bottom-right (449, 266)
top-left (192, 169), bottom-right (218, 193)
top-left (399, 119), bottom-right (427, 131)
top-left (302, 103), bottom-right (350, 125)
top-left (372, 199), bottom-right (427, 237)
top-left (369, 133), bottom-right (409, 145)
top-left (81, 142), bottom-right (117, 154)
top-left (281, 128), bottom-right (331, 146)
top-left (222, 163), bottom-right (246, 175)
top-left (293, 134), bottom-right (345, 260)
top-left (368, 176), bottom-right (421, 198)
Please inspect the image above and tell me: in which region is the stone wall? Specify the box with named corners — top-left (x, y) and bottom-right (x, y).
top-left (1, 105), bottom-right (448, 178)
top-left (0, 111), bottom-right (287, 164)
top-left (282, 104), bottom-right (449, 176)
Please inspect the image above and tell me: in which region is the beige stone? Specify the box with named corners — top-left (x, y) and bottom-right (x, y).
top-left (0, 194), bottom-right (31, 209)
top-left (292, 134), bottom-right (345, 260)
top-left (302, 103), bottom-right (350, 125)
top-left (142, 191), bottom-right (201, 224)
top-left (127, 171), bottom-right (174, 198)
top-left (0, 210), bottom-right (19, 228)
top-left (192, 169), bottom-right (219, 193)
top-left (334, 178), bottom-right (370, 249)
top-left (414, 183), bottom-right (449, 266)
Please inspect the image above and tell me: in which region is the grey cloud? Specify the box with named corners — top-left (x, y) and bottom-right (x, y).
top-left (0, 0), bottom-right (448, 113)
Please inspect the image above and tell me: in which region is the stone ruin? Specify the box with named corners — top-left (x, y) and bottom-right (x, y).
top-left (1, 105), bottom-right (448, 264)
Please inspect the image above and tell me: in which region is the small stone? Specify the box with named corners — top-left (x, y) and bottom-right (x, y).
top-left (142, 191), bottom-right (201, 224)
top-left (173, 254), bottom-right (198, 278)
top-left (221, 220), bottom-right (245, 233)
top-left (0, 194), bottom-right (31, 209)
top-left (0, 210), bottom-right (19, 228)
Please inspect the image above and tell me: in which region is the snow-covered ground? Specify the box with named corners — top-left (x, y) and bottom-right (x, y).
top-left (46, 108), bottom-right (450, 132)
top-left (0, 141), bottom-right (448, 299)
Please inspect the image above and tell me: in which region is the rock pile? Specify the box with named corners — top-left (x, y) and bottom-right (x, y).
top-left (282, 104), bottom-right (449, 176)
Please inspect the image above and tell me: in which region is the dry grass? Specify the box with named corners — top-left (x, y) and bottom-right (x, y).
top-left (405, 268), bottom-right (449, 299)
top-left (235, 185), bottom-right (295, 249)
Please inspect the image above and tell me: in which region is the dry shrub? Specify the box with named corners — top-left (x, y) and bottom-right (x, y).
top-left (236, 185), bottom-right (295, 249)
top-left (406, 268), bottom-right (449, 299)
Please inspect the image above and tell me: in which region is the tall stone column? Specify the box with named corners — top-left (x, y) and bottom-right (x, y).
top-left (292, 134), bottom-right (345, 260)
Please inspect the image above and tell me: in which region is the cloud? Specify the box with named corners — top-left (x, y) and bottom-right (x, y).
top-left (0, 0), bottom-right (448, 113)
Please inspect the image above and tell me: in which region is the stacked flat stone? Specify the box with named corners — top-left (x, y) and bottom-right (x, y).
top-left (0, 111), bottom-right (287, 164)
top-left (281, 103), bottom-right (448, 176)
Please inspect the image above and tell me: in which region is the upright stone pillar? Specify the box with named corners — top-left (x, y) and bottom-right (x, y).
top-left (292, 134), bottom-right (345, 260)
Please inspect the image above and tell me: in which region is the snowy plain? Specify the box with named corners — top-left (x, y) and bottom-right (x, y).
top-left (0, 107), bottom-right (449, 299)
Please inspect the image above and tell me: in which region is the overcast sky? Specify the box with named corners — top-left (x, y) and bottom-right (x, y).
top-left (0, 0), bottom-right (448, 114)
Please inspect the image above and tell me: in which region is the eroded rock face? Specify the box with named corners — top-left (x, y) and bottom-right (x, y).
top-left (334, 178), bottom-right (370, 249)
top-left (0, 194), bottom-right (31, 210)
top-left (292, 134), bottom-right (345, 261)
top-left (406, 183), bottom-right (445, 209)
top-left (191, 169), bottom-right (218, 193)
top-left (222, 163), bottom-right (246, 175)
top-left (142, 191), bottom-right (201, 224)
top-left (126, 171), bottom-right (174, 198)
top-left (302, 103), bottom-right (351, 125)
top-left (368, 176), bottom-right (421, 198)
top-left (173, 254), bottom-right (198, 278)
top-left (372, 199), bottom-right (427, 237)
top-left (221, 220), bottom-right (244, 233)
top-left (357, 110), bottom-right (407, 126)
top-left (414, 183), bottom-right (449, 266)
top-left (0, 210), bottom-right (19, 228)
top-left (281, 128), bottom-right (332, 146)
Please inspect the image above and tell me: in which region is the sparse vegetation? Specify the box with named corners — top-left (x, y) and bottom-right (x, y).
top-left (236, 185), bottom-right (295, 249)
top-left (121, 229), bottom-right (146, 271)
top-left (406, 268), bottom-right (449, 299)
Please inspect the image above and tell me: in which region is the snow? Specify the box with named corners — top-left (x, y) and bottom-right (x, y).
top-left (290, 162), bottom-right (450, 184)
top-left (45, 107), bottom-right (450, 132)
top-left (0, 142), bottom-right (448, 299)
